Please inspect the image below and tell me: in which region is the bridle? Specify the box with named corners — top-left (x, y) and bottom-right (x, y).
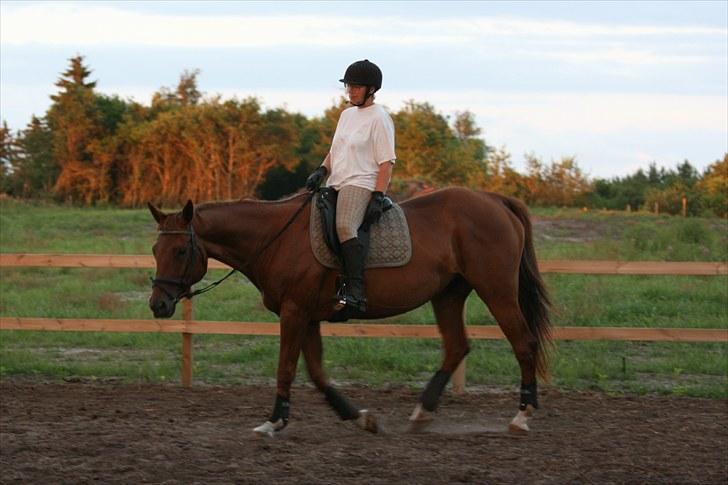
top-left (150, 191), bottom-right (314, 304)
top-left (150, 224), bottom-right (228, 304)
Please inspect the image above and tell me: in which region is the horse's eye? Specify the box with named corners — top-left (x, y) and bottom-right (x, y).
top-left (176, 248), bottom-right (188, 258)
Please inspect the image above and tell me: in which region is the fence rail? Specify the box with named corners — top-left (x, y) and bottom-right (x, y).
top-left (1, 253), bottom-right (726, 390)
top-left (1, 253), bottom-right (726, 275)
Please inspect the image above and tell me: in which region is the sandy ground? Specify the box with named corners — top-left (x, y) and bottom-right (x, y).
top-left (1, 381), bottom-right (726, 484)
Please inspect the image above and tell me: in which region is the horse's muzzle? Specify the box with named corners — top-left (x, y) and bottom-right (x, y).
top-left (149, 294), bottom-right (176, 319)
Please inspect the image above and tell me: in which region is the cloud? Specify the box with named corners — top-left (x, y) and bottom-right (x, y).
top-left (375, 90), bottom-right (727, 135)
top-left (0, 4), bottom-right (466, 48)
top-left (2, 3), bottom-right (725, 59)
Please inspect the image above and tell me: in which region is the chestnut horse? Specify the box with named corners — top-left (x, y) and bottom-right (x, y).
top-left (148, 187), bottom-right (552, 435)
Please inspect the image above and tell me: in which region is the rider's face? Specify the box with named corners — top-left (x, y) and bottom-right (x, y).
top-left (345, 84), bottom-right (368, 104)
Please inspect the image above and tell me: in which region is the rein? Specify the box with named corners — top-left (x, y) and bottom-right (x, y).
top-left (151, 192), bottom-right (314, 304)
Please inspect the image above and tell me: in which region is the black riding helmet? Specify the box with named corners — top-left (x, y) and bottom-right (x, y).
top-left (339, 59), bottom-right (382, 106)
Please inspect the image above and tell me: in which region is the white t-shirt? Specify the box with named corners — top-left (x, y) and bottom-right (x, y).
top-left (327, 104), bottom-right (396, 191)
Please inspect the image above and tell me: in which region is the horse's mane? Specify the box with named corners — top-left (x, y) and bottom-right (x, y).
top-left (196, 190), bottom-right (310, 212)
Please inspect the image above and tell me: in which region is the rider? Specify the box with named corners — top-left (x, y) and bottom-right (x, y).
top-left (305, 59), bottom-right (396, 313)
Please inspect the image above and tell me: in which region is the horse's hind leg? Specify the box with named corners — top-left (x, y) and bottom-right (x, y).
top-left (301, 322), bottom-right (378, 433)
top-left (410, 278), bottom-right (471, 426)
top-left (476, 283), bottom-right (540, 434)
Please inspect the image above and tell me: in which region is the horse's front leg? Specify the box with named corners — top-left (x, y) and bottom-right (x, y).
top-left (409, 283), bottom-right (470, 429)
top-left (301, 321), bottom-right (378, 433)
top-left (253, 307), bottom-right (308, 438)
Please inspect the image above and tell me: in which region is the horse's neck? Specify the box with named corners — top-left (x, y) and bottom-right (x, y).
top-left (193, 199), bottom-right (292, 274)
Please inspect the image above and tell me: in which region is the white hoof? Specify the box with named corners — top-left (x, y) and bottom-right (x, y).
top-left (508, 406), bottom-right (534, 434)
top-left (252, 419), bottom-right (285, 438)
top-left (409, 403), bottom-right (434, 422)
top-left (355, 409), bottom-right (379, 433)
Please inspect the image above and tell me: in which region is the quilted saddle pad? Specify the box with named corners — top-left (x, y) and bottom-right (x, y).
top-left (309, 203), bottom-right (412, 269)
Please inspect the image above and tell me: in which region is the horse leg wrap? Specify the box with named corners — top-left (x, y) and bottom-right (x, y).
top-left (324, 386), bottom-right (360, 421)
top-left (519, 382), bottom-right (539, 411)
top-left (421, 370), bottom-right (451, 412)
top-left (269, 394), bottom-right (290, 428)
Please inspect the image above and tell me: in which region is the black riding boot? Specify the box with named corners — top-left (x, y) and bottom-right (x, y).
top-left (337, 238), bottom-right (367, 313)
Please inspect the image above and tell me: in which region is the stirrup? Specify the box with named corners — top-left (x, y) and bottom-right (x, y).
top-left (333, 295), bottom-right (346, 311)
top-left (333, 289), bottom-right (366, 313)
top-left (333, 276), bottom-right (366, 312)
top-left (334, 294), bottom-right (366, 313)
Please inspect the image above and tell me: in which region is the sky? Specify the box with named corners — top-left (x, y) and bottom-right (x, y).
top-left (1, 0), bottom-right (726, 178)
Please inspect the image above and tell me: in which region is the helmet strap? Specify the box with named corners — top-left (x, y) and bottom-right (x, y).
top-left (351, 86), bottom-right (376, 107)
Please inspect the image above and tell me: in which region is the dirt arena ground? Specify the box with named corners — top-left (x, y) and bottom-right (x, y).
top-left (1, 381), bottom-right (726, 484)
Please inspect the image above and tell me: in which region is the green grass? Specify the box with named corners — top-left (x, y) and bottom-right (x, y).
top-left (530, 207), bottom-right (728, 261)
top-left (1, 199), bottom-right (726, 398)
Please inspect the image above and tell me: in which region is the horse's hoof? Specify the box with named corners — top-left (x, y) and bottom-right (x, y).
top-left (508, 407), bottom-right (533, 435)
top-left (508, 422), bottom-right (530, 435)
top-left (406, 403), bottom-right (434, 432)
top-left (409, 403), bottom-right (434, 422)
top-left (253, 419), bottom-right (284, 438)
top-left (355, 409), bottom-right (378, 434)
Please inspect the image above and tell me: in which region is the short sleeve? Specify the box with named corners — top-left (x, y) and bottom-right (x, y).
top-left (372, 113), bottom-right (396, 164)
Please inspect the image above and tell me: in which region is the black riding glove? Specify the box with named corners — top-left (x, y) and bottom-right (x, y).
top-left (363, 191), bottom-right (385, 226)
top-left (305, 166), bottom-right (328, 192)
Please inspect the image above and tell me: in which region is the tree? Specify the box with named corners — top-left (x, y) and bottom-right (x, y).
top-left (393, 101), bottom-right (486, 186)
top-left (696, 154), bottom-right (727, 217)
top-left (176, 69), bottom-right (203, 106)
top-left (120, 96), bottom-right (300, 206)
top-left (47, 55), bottom-right (106, 203)
top-left (520, 154), bottom-right (591, 206)
top-left (474, 146), bottom-right (524, 197)
top-left (5, 117), bottom-right (56, 197)
top-left (0, 122), bottom-right (15, 193)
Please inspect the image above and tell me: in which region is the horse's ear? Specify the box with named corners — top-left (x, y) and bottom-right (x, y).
top-left (182, 200), bottom-right (194, 223)
top-left (147, 202), bottom-right (166, 224)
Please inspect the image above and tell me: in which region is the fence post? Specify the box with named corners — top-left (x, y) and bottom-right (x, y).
top-left (181, 298), bottom-right (193, 388)
top-left (682, 196), bottom-right (687, 217)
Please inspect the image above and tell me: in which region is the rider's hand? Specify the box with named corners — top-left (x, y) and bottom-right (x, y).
top-left (363, 191), bottom-right (385, 225)
top-left (305, 166), bottom-right (328, 192)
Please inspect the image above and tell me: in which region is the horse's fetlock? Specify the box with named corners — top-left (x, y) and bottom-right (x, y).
top-left (421, 370), bottom-right (451, 412)
top-left (324, 386), bottom-right (360, 421)
top-left (270, 394), bottom-right (290, 426)
top-left (519, 381), bottom-right (539, 410)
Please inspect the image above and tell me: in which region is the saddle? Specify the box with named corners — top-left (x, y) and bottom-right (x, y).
top-left (311, 187), bottom-right (412, 269)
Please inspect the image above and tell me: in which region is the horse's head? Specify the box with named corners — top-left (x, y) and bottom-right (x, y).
top-left (148, 200), bottom-right (209, 318)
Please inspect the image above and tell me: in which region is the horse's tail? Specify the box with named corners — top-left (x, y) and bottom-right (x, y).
top-left (500, 196), bottom-right (554, 381)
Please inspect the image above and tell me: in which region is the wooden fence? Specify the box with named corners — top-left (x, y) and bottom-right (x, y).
top-left (1, 254), bottom-right (726, 391)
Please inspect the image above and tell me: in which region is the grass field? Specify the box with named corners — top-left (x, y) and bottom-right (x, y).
top-left (1, 198), bottom-right (726, 398)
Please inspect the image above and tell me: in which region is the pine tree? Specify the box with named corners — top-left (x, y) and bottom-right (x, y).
top-left (8, 117), bottom-right (56, 197)
top-left (47, 55), bottom-right (104, 202)
top-left (0, 121), bottom-right (15, 193)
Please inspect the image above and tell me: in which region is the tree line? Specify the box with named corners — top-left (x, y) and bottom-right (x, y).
top-left (1, 56), bottom-right (725, 216)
